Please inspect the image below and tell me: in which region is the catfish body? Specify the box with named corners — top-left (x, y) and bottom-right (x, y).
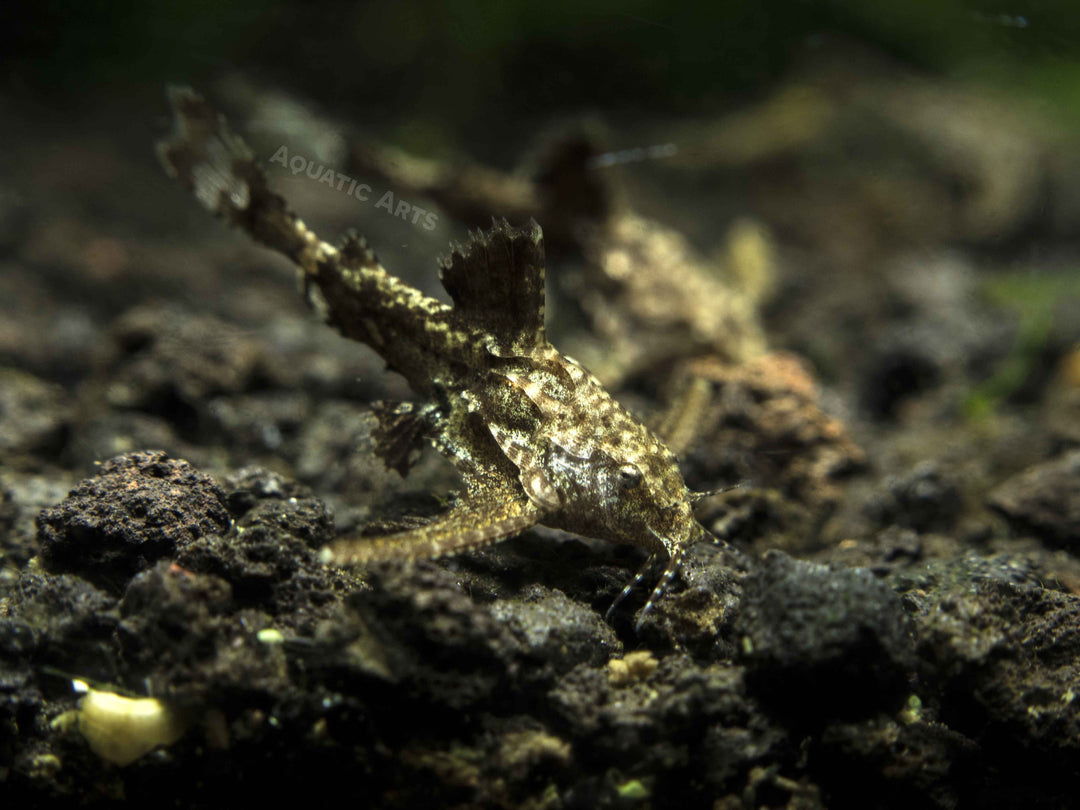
top-left (158, 88), bottom-right (708, 622)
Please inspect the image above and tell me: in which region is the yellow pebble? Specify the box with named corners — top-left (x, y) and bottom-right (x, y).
top-left (607, 650), bottom-right (659, 687)
top-left (71, 681), bottom-right (188, 766)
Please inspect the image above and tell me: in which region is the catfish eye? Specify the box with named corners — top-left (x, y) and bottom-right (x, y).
top-left (617, 464), bottom-right (643, 488)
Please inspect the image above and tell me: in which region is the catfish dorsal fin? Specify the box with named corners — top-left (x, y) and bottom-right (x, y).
top-left (370, 400), bottom-right (431, 477)
top-left (438, 218), bottom-right (546, 351)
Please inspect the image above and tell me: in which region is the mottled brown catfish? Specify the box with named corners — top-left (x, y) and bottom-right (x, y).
top-left (157, 87), bottom-right (712, 626)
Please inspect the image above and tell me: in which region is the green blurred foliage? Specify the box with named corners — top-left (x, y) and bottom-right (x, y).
top-left (4, 0), bottom-right (1080, 131)
top-left (965, 271), bottom-right (1080, 419)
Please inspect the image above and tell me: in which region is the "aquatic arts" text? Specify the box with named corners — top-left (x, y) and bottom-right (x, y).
top-left (269, 145), bottom-right (439, 231)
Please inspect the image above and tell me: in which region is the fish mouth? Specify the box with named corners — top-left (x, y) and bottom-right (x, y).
top-left (646, 515), bottom-right (708, 556)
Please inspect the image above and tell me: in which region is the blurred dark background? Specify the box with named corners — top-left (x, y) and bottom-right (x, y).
top-left (0, 0), bottom-right (1077, 428)
top-left (4, 0), bottom-right (1080, 149)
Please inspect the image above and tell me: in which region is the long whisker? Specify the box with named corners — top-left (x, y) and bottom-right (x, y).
top-left (635, 544), bottom-right (688, 633)
top-left (604, 552), bottom-right (659, 624)
top-left (690, 480), bottom-right (747, 503)
top-left (606, 522), bottom-right (711, 631)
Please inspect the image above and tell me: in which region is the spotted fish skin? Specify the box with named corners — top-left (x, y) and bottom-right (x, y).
top-left (157, 87), bottom-right (709, 623)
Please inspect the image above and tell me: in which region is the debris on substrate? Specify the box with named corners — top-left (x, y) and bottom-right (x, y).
top-left (4, 46), bottom-right (1080, 808)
